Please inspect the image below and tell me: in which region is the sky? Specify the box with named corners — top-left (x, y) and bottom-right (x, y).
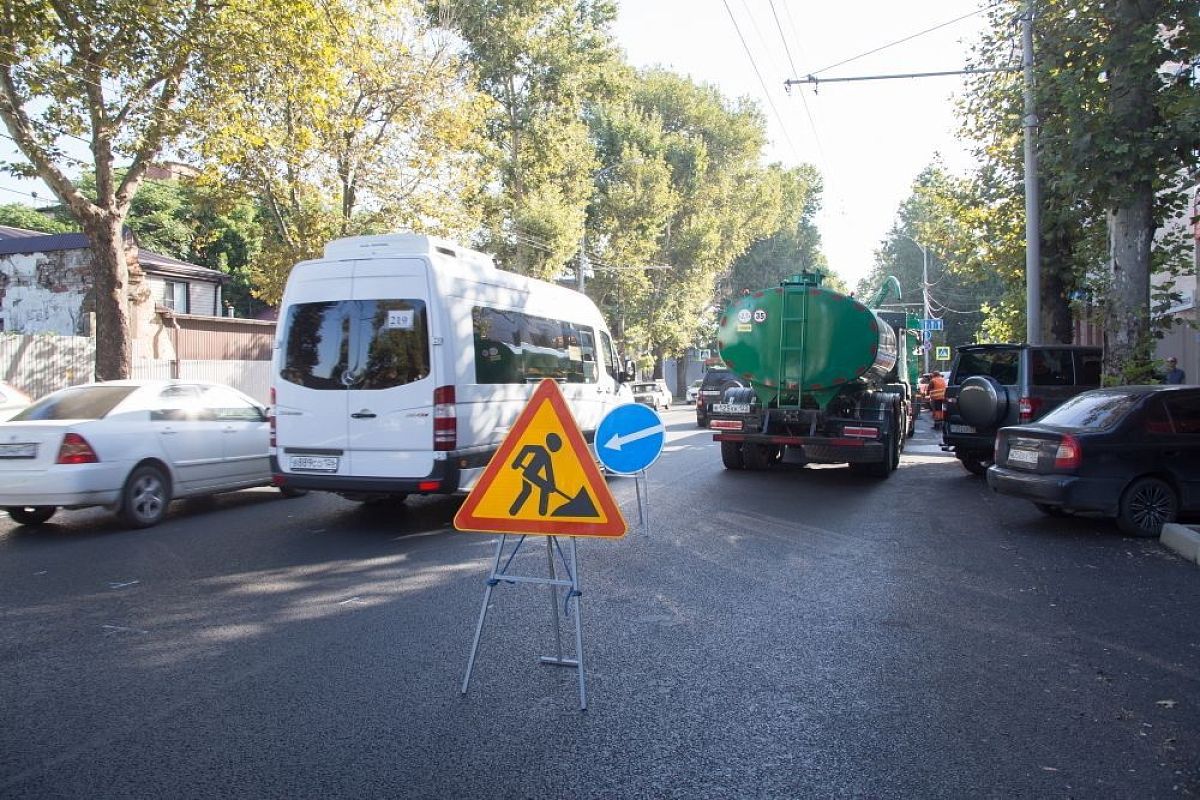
top-left (613, 0), bottom-right (998, 288)
top-left (0, 1), bottom-right (1000, 290)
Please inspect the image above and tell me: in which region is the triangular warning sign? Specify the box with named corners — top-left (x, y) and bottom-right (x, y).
top-left (454, 379), bottom-right (626, 538)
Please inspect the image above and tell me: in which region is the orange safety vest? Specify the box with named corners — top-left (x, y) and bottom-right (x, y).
top-left (928, 375), bottom-right (947, 401)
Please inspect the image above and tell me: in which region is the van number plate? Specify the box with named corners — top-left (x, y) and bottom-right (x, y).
top-left (290, 456), bottom-right (339, 473)
top-left (713, 403), bottom-right (751, 414)
top-left (949, 424), bottom-right (976, 434)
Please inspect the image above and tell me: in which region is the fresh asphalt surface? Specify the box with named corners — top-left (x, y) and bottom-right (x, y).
top-left (2, 408), bottom-right (1198, 798)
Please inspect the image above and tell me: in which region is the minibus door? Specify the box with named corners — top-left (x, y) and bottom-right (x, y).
top-left (346, 259), bottom-right (436, 480)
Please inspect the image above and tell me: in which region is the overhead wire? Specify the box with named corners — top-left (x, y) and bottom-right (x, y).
top-left (805, 1), bottom-right (1004, 78)
top-left (769, 0), bottom-right (826, 166)
top-left (720, 0), bottom-right (802, 164)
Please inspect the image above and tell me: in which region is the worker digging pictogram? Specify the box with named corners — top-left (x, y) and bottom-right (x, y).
top-left (454, 378), bottom-right (625, 538)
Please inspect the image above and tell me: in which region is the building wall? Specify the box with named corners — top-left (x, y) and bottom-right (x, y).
top-left (0, 249), bottom-right (92, 334)
top-left (146, 275), bottom-right (220, 317)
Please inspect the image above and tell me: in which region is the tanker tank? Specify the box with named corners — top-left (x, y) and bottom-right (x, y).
top-left (717, 271), bottom-right (898, 411)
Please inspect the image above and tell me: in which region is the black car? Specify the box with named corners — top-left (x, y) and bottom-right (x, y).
top-left (695, 368), bottom-right (744, 427)
top-left (987, 385), bottom-right (1200, 537)
top-left (943, 344), bottom-right (1103, 475)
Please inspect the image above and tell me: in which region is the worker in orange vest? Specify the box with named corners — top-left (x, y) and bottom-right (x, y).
top-left (928, 371), bottom-right (948, 430)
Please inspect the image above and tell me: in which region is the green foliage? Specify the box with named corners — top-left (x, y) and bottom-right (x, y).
top-left (432, 0), bottom-right (620, 279)
top-left (957, 0), bottom-right (1200, 380)
top-left (194, 0), bottom-right (493, 306)
top-left (583, 68), bottom-right (803, 367)
top-left (0, 203), bottom-right (72, 233)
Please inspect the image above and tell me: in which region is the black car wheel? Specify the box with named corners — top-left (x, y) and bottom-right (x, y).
top-left (118, 464), bottom-right (171, 528)
top-left (5, 505), bottom-right (56, 525)
top-left (1116, 477), bottom-right (1177, 538)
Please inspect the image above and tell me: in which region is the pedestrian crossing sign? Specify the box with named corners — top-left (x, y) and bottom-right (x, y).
top-left (453, 379), bottom-right (627, 538)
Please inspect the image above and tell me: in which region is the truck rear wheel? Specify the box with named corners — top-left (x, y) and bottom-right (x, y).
top-left (720, 440), bottom-right (744, 470)
top-left (742, 442), bottom-right (778, 470)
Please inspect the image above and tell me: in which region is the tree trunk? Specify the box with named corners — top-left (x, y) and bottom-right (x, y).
top-left (1103, 192), bottom-right (1153, 379)
top-left (675, 356), bottom-right (689, 403)
top-left (1042, 226), bottom-right (1074, 344)
top-left (84, 215), bottom-right (132, 381)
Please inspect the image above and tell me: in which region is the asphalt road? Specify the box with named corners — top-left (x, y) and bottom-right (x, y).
top-left (2, 408), bottom-right (1197, 798)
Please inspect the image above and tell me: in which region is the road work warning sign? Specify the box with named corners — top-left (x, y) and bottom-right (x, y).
top-left (454, 379), bottom-right (627, 538)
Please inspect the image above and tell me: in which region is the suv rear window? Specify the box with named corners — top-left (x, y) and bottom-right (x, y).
top-left (701, 370), bottom-right (739, 390)
top-left (278, 300), bottom-right (430, 390)
top-left (954, 349), bottom-right (1019, 385)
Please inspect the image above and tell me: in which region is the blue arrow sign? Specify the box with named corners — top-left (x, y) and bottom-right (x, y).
top-left (595, 403), bottom-right (666, 475)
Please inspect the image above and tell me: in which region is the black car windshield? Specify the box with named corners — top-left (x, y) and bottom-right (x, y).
top-left (1038, 391), bottom-right (1141, 429)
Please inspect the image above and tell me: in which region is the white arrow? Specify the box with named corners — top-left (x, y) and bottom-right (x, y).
top-left (603, 423), bottom-right (665, 452)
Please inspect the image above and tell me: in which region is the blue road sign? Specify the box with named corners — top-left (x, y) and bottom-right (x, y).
top-left (595, 403), bottom-right (666, 475)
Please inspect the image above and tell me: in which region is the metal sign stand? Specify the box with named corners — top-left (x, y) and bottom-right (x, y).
top-left (461, 534), bottom-right (588, 710)
top-left (632, 469), bottom-right (650, 533)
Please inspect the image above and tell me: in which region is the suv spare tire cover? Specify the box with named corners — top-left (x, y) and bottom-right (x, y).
top-left (958, 375), bottom-right (1008, 428)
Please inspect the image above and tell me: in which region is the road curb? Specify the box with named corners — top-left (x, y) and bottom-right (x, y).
top-left (1161, 523), bottom-right (1200, 566)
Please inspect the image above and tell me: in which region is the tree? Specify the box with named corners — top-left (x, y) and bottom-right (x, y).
top-left (0, 0), bottom-right (335, 378)
top-left (194, 0), bottom-right (490, 307)
top-left (961, 0), bottom-right (1199, 379)
top-left (0, 202), bottom-right (71, 233)
top-left (585, 69), bottom-right (797, 386)
top-left (432, 0), bottom-right (621, 279)
top-left (726, 164), bottom-right (825, 297)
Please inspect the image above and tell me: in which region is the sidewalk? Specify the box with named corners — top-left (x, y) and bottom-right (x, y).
top-left (1161, 523), bottom-right (1200, 566)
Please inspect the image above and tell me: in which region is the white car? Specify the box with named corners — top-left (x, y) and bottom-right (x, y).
top-left (631, 379), bottom-right (673, 411)
top-left (0, 380), bottom-right (305, 528)
top-left (0, 382), bottom-right (31, 421)
top-left (685, 379), bottom-right (702, 404)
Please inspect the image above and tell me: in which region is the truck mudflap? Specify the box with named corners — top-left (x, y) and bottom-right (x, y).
top-left (712, 432), bottom-right (886, 464)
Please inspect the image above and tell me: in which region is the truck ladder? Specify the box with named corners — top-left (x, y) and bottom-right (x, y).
top-left (775, 287), bottom-right (807, 409)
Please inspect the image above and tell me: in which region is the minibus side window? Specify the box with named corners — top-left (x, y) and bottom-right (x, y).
top-left (472, 307), bottom-right (597, 385)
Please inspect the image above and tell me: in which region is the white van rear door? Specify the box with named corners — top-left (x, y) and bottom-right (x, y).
top-left (274, 275), bottom-right (354, 477)
top-left (346, 259), bottom-right (435, 478)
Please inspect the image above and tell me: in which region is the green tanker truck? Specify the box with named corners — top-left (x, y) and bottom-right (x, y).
top-left (705, 270), bottom-right (914, 478)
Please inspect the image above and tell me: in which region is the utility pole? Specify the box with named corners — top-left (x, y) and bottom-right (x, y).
top-left (901, 235), bottom-right (932, 373)
top-left (1021, 1), bottom-right (1042, 344)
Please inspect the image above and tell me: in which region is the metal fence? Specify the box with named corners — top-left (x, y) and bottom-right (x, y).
top-left (2, 334), bottom-right (272, 404)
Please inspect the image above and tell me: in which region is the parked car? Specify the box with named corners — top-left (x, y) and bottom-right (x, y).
top-left (631, 379), bottom-right (672, 411)
top-left (0, 380), bottom-right (305, 528)
top-left (987, 384), bottom-right (1200, 537)
top-left (685, 379), bottom-right (702, 404)
top-left (696, 368), bottom-right (744, 427)
top-left (942, 344), bottom-right (1103, 475)
top-left (0, 382), bottom-right (31, 421)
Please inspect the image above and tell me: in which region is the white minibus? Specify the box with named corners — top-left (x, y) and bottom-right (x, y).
top-left (269, 234), bottom-right (633, 503)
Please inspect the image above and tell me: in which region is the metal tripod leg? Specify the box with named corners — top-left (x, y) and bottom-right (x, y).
top-left (461, 535), bottom-right (506, 695)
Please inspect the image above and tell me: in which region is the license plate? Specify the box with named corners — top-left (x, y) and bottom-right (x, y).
top-left (0, 443), bottom-right (36, 458)
top-left (949, 424), bottom-right (976, 434)
top-left (712, 403), bottom-right (751, 414)
top-left (1008, 447), bottom-right (1040, 466)
top-left (289, 455), bottom-right (339, 473)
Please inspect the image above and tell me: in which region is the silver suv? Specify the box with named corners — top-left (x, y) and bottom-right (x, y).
top-left (942, 344), bottom-right (1103, 475)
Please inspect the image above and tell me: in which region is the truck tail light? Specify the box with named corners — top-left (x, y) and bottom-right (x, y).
top-left (843, 426), bottom-right (879, 438)
top-left (1053, 434), bottom-right (1081, 470)
top-left (433, 385), bottom-right (457, 451)
top-left (268, 386), bottom-right (276, 448)
top-left (1019, 395), bottom-right (1042, 423)
top-left (57, 433), bottom-right (99, 464)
